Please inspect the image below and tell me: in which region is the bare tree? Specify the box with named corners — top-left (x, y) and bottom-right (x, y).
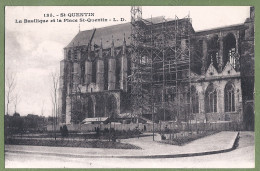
top-left (5, 71), bottom-right (17, 115)
top-left (50, 72), bottom-right (59, 140)
top-left (13, 93), bottom-right (21, 114)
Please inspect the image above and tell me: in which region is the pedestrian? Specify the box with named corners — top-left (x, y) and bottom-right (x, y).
top-left (60, 126), bottom-right (63, 138)
top-left (136, 127), bottom-right (140, 139)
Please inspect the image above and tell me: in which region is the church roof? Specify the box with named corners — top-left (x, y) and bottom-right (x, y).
top-left (65, 16), bottom-right (175, 49)
top-left (66, 22), bottom-right (132, 49)
top-left (195, 23), bottom-right (246, 36)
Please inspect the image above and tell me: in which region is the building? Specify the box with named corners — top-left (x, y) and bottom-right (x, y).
top-left (58, 7), bottom-right (254, 130)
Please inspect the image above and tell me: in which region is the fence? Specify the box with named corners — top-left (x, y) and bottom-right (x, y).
top-left (47, 121), bottom-right (242, 133)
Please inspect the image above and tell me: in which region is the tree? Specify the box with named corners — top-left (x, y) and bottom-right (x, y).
top-left (50, 72), bottom-right (59, 140)
top-left (12, 113), bottom-right (24, 133)
top-left (5, 71), bottom-right (17, 115)
top-left (13, 93), bottom-right (21, 113)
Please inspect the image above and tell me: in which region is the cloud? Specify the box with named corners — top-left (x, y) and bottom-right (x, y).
top-left (25, 40), bottom-right (63, 70)
top-left (5, 30), bottom-right (63, 116)
top-left (5, 30), bottom-right (23, 71)
top-left (16, 33), bottom-right (36, 52)
top-left (16, 68), bottom-right (53, 115)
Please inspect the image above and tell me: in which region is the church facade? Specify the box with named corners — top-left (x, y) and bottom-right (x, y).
top-left (58, 7), bottom-right (254, 129)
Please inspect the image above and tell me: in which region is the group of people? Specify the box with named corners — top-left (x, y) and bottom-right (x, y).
top-left (60, 125), bottom-right (69, 137)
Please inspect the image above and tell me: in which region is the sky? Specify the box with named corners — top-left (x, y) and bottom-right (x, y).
top-left (5, 6), bottom-right (250, 117)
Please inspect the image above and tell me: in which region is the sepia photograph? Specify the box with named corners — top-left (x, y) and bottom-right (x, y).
top-left (4, 6), bottom-right (255, 168)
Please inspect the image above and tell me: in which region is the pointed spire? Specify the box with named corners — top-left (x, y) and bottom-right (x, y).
top-left (99, 38), bottom-right (103, 58)
top-left (211, 55), bottom-right (213, 64)
top-left (111, 35), bottom-right (115, 57)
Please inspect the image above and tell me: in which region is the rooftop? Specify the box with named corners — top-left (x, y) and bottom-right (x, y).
top-left (66, 16), bottom-right (247, 49)
top-left (65, 16), bottom-right (185, 49)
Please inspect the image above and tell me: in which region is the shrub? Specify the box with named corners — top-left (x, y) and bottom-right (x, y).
top-left (161, 134), bottom-right (166, 140)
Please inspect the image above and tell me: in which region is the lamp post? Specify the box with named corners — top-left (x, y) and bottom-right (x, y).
top-left (152, 102), bottom-right (155, 141)
top-left (109, 113), bottom-right (111, 142)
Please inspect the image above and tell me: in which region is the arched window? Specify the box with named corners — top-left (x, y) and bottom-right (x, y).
top-left (225, 83), bottom-right (235, 112)
top-left (74, 51), bottom-right (78, 61)
top-left (81, 64), bottom-right (85, 84)
top-left (207, 35), bottom-right (219, 70)
top-left (191, 86), bottom-right (199, 113)
top-left (223, 33), bottom-right (237, 69)
top-left (106, 95), bottom-right (117, 118)
top-left (68, 50), bottom-right (71, 60)
top-left (141, 55), bottom-right (147, 65)
top-left (71, 98), bottom-right (85, 123)
top-left (104, 57), bottom-right (109, 90)
top-left (198, 40), bottom-right (203, 56)
top-left (115, 56), bottom-right (121, 89)
top-left (87, 97), bottom-right (94, 118)
top-left (95, 95), bottom-right (105, 117)
top-left (92, 59), bottom-right (96, 83)
top-left (205, 83), bottom-right (217, 113)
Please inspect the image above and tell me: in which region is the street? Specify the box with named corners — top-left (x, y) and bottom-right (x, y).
top-left (5, 131), bottom-right (254, 168)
